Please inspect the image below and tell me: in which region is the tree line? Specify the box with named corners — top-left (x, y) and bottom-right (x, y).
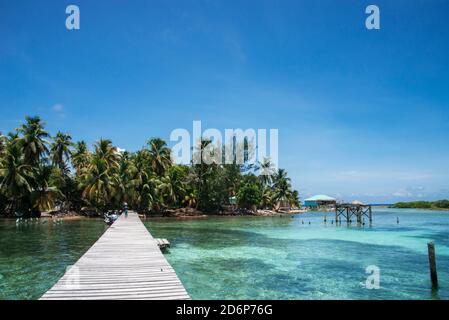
top-left (392, 200), bottom-right (449, 210)
top-left (0, 116), bottom-right (300, 217)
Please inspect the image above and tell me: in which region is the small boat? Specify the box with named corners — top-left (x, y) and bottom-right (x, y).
top-left (104, 212), bottom-right (118, 225)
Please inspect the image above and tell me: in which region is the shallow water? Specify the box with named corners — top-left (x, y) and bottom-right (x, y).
top-left (0, 208), bottom-right (448, 300)
top-left (144, 208), bottom-right (449, 300)
top-left (0, 218), bottom-right (107, 300)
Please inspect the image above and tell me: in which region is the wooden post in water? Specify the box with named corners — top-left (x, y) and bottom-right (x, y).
top-left (427, 241), bottom-right (438, 289)
top-left (369, 206), bottom-right (372, 223)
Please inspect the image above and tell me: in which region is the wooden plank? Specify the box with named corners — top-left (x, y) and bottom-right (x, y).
top-left (40, 211), bottom-right (189, 300)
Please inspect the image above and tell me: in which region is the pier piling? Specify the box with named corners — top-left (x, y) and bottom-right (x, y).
top-left (427, 241), bottom-right (438, 289)
top-left (335, 203), bottom-right (372, 224)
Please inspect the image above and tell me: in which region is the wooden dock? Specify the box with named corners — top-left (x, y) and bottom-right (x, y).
top-left (40, 211), bottom-right (190, 300)
top-left (155, 238), bottom-right (171, 250)
top-left (335, 203), bottom-right (372, 224)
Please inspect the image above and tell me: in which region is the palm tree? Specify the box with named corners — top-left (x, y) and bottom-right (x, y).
top-left (192, 138), bottom-right (213, 210)
top-left (182, 191), bottom-right (197, 208)
top-left (289, 190), bottom-right (300, 208)
top-left (135, 176), bottom-right (158, 212)
top-left (272, 169), bottom-right (292, 208)
top-left (157, 167), bottom-right (186, 207)
top-left (7, 132), bottom-right (19, 141)
top-left (31, 164), bottom-right (62, 212)
top-left (147, 138), bottom-right (172, 176)
top-left (0, 143), bottom-right (34, 214)
top-left (0, 132), bottom-right (6, 158)
top-left (79, 140), bottom-right (120, 212)
top-left (94, 139), bottom-right (120, 170)
top-left (51, 132), bottom-right (73, 170)
top-left (72, 141), bottom-right (91, 175)
top-left (15, 116), bottom-right (49, 165)
top-left (114, 152), bottom-right (141, 206)
top-left (2, 115), bottom-right (304, 216)
top-left (257, 158), bottom-right (275, 187)
top-left (80, 156), bottom-right (117, 211)
top-left (261, 187), bottom-right (274, 209)
top-left (131, 151), bottom-right (160, 212)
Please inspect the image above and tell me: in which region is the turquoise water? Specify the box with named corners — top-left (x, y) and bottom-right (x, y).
top-left (0, 209), bottom-right (448, 300)
top-left (0, 218), bottom-right (107, 300)
top-left (144, 208), bottom-right (449, 300)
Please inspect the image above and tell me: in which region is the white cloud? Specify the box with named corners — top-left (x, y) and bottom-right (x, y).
top-left (52, 104), bottom-right (66, 118)
top-left (52, 104), bottom-right (64, 112)
top-left (392, 190), bottom-right (413, 198)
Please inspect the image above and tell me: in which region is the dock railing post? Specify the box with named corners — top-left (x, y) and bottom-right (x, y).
top-left (335, 206), bottom-right (338, 224)
top-left (427, 241), bottom-right (438, 289)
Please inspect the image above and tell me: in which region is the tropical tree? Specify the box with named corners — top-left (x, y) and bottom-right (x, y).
top-left (94, 139), bottom-right (120, 169)
top-left (289, 190), bottom-right (300, 208)
top-left (147, 138), bottom-right (172, 176)
top-left (257, 158), bottom-right (275, 187)
top-left (182, 190), bottom-right (197, 208)
top-left (31, 164), bottom-right (61, 212)
top-left (79, 140), bottom-right (120, 212)
top-left (0, 132), bottom-right (6, 158)
top-left (272, 169), bottom-right (291, 200)
top-left (237, 183), bottom-right (262, 212)
top-left (80, 157), bottom-right (114, 211)
top-left (1, 115), bottom-right (301, 216)
top-left (126, 150), bottom-right (158, 212)
top-left (270, 168), bottom-right (295, 211)
top-left (51, 132), bottom-right (73, 170)
top-left (72, 141), bottom-right (91, 175)
top-left (157, 165), bottom-right (188, 207)
top-left (260, 187), bottom-right (275, 209)
top-left (0, 143), bottom-right (34, 214)
top-left (15, 116), bottom-right (49, 165)
top-left (191, 139), bottom-right (216, 211)
top-left (222, 163), bottom-right (242, 199)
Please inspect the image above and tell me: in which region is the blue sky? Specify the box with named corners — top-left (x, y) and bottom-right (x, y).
top-left (1, 0), bottom-right (449, 203)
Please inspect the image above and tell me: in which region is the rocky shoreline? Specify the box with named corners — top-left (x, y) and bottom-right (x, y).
top-left (2, 207), bottom-right (308, 220)
top-left (143, 207), bottom-right (307, 218)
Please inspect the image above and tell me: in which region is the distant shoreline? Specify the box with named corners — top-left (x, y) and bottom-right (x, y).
top-left (390, 207), bottom-right (449, 211)
top-left (391, 199), bottom-right (449, 211)
top-left (5, 205), bottom-right (449, 221)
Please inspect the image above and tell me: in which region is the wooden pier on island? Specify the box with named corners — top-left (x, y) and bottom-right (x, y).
top-left (40, 211), bottom-right (189, 300)
top-left (335, 203), bottom-right (372, 224)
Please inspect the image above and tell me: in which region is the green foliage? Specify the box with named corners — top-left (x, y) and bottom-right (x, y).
top-left (0, 142), bottom-right (34, 214)
top-left (147, 138), bottom-right (171, 176)
top-left (393, 200), bottom-right (449, 209)
top-left (0, 116), bottom-right (300, 216)
top-left (237, 183), bottom-right (262, 210)
top-left (15, 116), bottom-right (49, 166)
top-left (433, 200), bottom-right (449, 209)
top-left (51, 132), bottom-right (73, 170)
